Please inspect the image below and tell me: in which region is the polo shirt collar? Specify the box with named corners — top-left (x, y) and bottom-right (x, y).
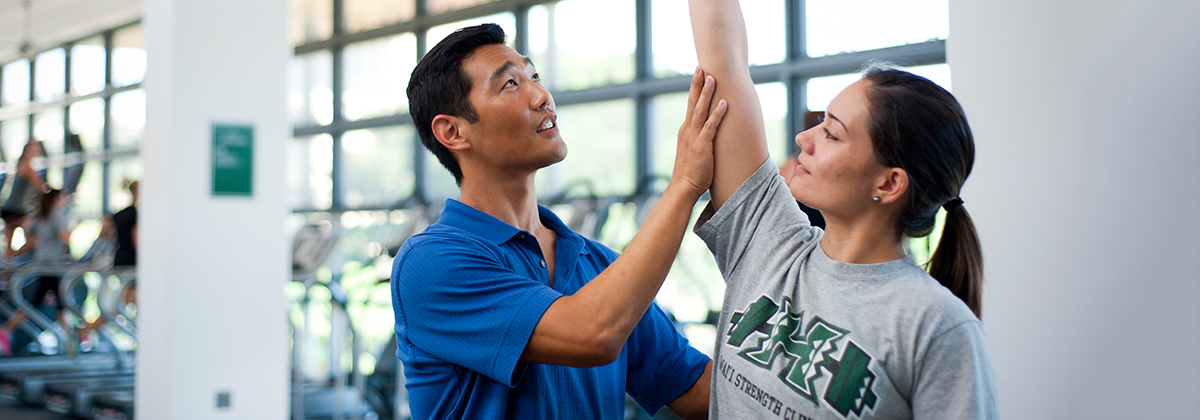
top-left (438, 199), bottom-right (586, 251)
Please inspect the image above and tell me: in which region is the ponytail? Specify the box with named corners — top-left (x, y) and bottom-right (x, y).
top-left (860, 66), bottom-right (983, 319)
top-left (927, 205), bottom-right (983, 319)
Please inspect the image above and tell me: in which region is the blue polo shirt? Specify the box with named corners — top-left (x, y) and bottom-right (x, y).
top-left (391, 199), bottom-right (709, 419)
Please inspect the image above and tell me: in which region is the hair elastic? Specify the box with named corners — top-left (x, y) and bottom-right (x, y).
top-left (943, 197), bottom-right (964, 211)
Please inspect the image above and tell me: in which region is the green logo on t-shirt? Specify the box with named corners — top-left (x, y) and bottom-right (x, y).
top-left (727, 296), bottom-right (878, 417)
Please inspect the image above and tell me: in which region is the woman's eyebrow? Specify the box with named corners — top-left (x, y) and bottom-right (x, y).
top-left (827, 112), bottom-right (848, 132)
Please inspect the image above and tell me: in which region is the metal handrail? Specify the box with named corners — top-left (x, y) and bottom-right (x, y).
top-left (7, 262), bottom-right (79, 351)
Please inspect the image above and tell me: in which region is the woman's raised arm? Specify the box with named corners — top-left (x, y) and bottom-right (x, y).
top-left (689, 0), bottom-right (769, 209)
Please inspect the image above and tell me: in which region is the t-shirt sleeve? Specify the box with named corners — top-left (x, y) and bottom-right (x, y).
top-left (694, 159), bottom-right (820, 281)
top-left (911, 321), bottom-right (1000, 419)
top-left (392, 235), bottom-right (562, 387)
top-left (624, 302), bottom-right (710, 415)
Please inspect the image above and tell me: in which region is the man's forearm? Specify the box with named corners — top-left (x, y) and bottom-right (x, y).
top-left (521, 185), bottom-right (702, 366)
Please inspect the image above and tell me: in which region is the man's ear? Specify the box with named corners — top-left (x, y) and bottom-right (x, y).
top-left (431, 114), bottom-right (471, 152)
top-left (874, 167), bottom-right (909, 205)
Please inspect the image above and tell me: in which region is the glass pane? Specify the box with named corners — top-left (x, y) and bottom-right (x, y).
top-left (342, 126), bottom-right (415, 208)
top-left (343, 34), bottom-right (417, 121)
top-left (107, 158), bottom-right (143, 212)
top-left (1, 119), bottom-right (29, 163)
top-left (291, 0), bottom-right (334, 45)
top-left (71, 37), bottom-right (107, 95)
top-left (528, 0), bottom-right (635, 91)
top-left (757, 82), bottom-right (789, 165)
top-left (35, 49), bottom-right (67, 102)
top-left (288, 134), bottom-right (334, 210)
top-left (72, 162), bottom-right (104, 220)
top-left (345, 0), bottom-right (415, 33)
top-left (428, 0), bottom-right (499, 15)
top-left (657, 203), bottom-right (725, 324)
top-left (652, 0), bottom-right (785, 78)
top-left (806, 73), bottom-right (859, 112)
top-left (651, 91), bottom-right (687, 180)
top-left (46, 162), bottom-right (63, 193)
top-left (806, 64), bottom-right (951, 112)
top-left (806, 0), bottom-right (948, 57)
top-left (112, 25), bottom-right (147, 87)
top-left (537, 99), bottom-right (635, 197)
top-left (427, 13), bottom-right (516, 52)
top-left (653, 83), bottom-right (788, 178)
top-left (2, 60), bottom-right (30, 106)
top-left (745, 0), bottom-right (788, 66)
top-left (111, 89), bottom-right (146, 149)
top-left (288, 51), bottom-right (334, 126)
top-left (33, 109), bottom-right (65, 156)
top-left (423, 148), bottom-right (460, 203)
top-left (69, 98), bottom-right (105, 151)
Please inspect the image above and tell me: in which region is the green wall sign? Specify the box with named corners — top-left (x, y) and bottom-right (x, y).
top-left (212, 124), bottom-right (254, 196)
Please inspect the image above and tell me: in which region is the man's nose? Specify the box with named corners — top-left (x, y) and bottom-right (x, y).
top-left (531, 82), bottom-right (553, 110)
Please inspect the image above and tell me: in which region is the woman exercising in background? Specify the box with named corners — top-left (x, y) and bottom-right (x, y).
top-left (686, 0), bottom-right (998, 418)
top-left (2, 139), bottom-right (48, 259)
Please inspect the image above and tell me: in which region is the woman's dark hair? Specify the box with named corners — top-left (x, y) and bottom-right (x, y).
top-left (37, 189), bottom-right (62, 220)
top-left (862, 67), bottom-right (984, 319)
top-left (406, 23), bottom-right (506, 186)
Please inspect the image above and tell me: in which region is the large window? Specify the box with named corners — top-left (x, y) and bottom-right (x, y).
top-left (290, 0), bottom-right (947, 213)
top-left (288, 0), bottom-right (948, 363)
top-left (0, 22), bottom-right (145, 220)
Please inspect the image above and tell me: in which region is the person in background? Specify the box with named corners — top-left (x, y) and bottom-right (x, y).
top-left (0, 189), bottom-right (73, 355)
top-left (2, 139), bottom-right (48, 260)
top-left (112, 180), bottom-right (138, 267)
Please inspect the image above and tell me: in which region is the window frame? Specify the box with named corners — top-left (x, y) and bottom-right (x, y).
top-left (290, 0), bottom-right (946, 214)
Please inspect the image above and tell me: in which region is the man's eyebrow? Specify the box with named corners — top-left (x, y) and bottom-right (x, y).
top-left (490, 57), bottom-right (535, 82)
top-left (827, 112), bottom-right (848, 132)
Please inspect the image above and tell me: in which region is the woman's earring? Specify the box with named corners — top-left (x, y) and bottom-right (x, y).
top-left (872, 196), bottom-right (881, 204)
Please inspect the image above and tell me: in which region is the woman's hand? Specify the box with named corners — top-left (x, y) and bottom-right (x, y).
top-left (671, 67), bottom-right (728, 200)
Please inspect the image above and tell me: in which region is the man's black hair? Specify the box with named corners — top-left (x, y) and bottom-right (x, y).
top-left (406, 23), bottom-right (507, 186)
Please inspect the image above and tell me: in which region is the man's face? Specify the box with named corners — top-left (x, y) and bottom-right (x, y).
top-left (458, 44), bottom-right (566, 175)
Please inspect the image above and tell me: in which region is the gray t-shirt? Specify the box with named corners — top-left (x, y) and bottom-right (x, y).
top-left (29, 213), bottom-right (69, 263)
top-left (695, 160), bottom-right (998, 420)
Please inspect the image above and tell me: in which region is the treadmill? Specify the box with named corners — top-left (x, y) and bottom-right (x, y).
top-left (91, 391), bottom-right (134, 420)
top-left (289, 223), bottom-right (377, 420)
top-left (0, 264), bottom-right (122, 401)
top-left (44, 377), bottom-right (135, 417)
top-left (41, 269), bottom-right (139, 419)
top-left (0, 265), bottom-right (135, 412)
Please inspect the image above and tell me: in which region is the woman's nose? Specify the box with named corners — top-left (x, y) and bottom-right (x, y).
top-left (795, 128), bottom-right (814, 154)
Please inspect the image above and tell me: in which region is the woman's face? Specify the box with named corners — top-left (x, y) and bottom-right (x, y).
top-left (788, 79), bottom-right (890, 219)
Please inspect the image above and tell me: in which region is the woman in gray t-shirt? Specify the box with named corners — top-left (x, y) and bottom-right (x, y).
top-left (0, 189), bottom-right (73, 355)
top-left (684, 0), bottom-right (998, 418)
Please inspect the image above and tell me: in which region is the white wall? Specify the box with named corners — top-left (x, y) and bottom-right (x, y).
top-left (139, 0), bottom-right (291, 418)
top-left (950, 0), bottom-right (1200, 418)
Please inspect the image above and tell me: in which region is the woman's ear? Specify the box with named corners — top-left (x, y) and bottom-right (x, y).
top-left (431, 114), bottom-right (471, 152)
top-left (874, 167), bottom-right (909, 205)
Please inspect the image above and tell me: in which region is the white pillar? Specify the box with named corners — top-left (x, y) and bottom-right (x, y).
top-left (140, 0), bottom-right (290, 418)
top-left (950, 0), bottom-right (1200, 418)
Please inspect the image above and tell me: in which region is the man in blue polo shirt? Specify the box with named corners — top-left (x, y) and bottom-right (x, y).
top-left (393, 23), bottom-right (726, 419)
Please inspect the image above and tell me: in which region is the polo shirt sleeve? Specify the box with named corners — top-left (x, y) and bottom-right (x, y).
top-left (624, 301), bottom-right (711, 415)
top-left (393, 235), bottom-right (562, 387)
